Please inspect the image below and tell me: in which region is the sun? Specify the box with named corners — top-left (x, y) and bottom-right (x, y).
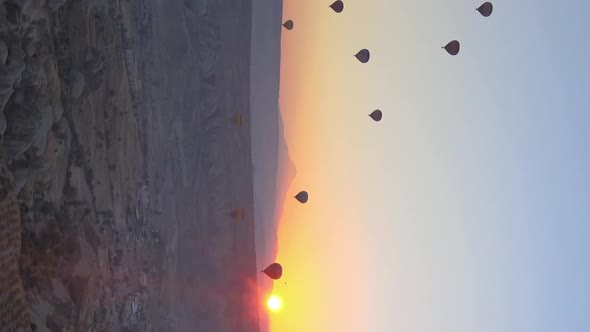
top-left (267, 295), bottom-right (283, 312)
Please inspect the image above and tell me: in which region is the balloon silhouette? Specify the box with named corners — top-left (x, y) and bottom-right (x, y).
top-left (232, 113), bottom-right (244, 127)
top-left (294, 191), bottom-right (308, 204)
top-left (443, 40), bottom-right (460, 56)
top-left (229, 208), bottom-right (244, 221)
top-left (354, 49), bottom-right (370, 63)
top-left (330, 1), bottom-right (344, 13)
top-left (283, 20), bottom-right (294, 30)
top-left (262, 263), bottom-right (283, 280)
top-left (369, 110), bottom-right (382, 122)
top-left (476, 2), bottom-right (493, 17)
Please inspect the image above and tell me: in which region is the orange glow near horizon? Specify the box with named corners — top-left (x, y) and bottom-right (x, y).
top-left (270, 1), bottom-right (373, 331)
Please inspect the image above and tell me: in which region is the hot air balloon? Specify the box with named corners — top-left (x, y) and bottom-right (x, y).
top-left (443, 40), bottom-right (460, 56)
top-left (283, 20), bottom-right (294, 30)
top-left (369, 110), bottom-right (382, 122)
top-left (232, 113), bottom-right (244, 127)
top-left (229, 208), bottom-right (244, 221)
top-left (476, 2), bottom-right (493, 17)
top-left (294, 191), bottom-right (308, 204)
top-left (330, 0), bottom-right (344, 13)
top-left (262, 263), bottom-right (283, 280)
top-left (354, 49), bottom-right (370, 63)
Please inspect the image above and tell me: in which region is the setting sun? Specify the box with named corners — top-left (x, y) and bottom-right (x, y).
top-left (267, 295), bottom-right (283, 312)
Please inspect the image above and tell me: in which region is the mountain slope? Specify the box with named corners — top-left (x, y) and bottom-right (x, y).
top-left (250, 0), bottom-right (295, 331)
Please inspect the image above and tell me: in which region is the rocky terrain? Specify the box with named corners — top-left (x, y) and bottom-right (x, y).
top-left (0, 0), bottom-right (260, 331)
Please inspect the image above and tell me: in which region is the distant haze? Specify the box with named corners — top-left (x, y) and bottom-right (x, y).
top-left (250, 1), bottom-right (295, 331)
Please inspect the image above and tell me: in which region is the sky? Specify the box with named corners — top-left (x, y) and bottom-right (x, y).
top-left (270, 0), bottom-right (590, 331)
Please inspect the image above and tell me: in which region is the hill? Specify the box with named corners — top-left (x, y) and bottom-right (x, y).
top-left (250, 0), bottom-right (294, 330)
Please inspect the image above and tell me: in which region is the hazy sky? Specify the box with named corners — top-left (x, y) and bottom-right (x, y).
top-left (272, 1), bottom-right (590, 331)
